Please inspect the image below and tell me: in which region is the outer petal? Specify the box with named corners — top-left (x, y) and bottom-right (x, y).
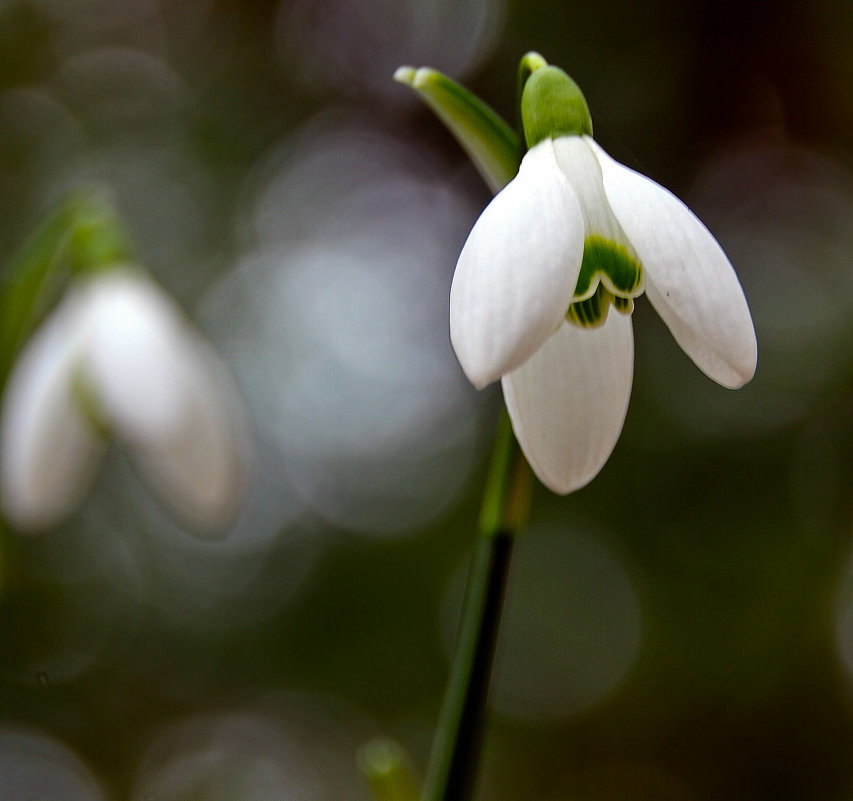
top-left (80, 270), bottom-right (250, 534)
top-left (80, 271), bottom-right (194, 442)
top-left (588, 137), bottom-right (756, 388)
top-left (0, 292), bottom-right (105, 529)
top-left (502, 313), bottom-right (634, 495)
top-left (450, 139), bottom-right (584, 388)
top-left (128, 341), bottom-right (251, 535)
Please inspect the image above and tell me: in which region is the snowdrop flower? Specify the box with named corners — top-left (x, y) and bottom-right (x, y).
top-left (0, 268), bottom-right (250, 533)
top-left (450, 58), bottom-right (757, 494)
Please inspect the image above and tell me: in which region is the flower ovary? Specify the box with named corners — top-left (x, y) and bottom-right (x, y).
top-left (521, 65), bottom-right (592, 147)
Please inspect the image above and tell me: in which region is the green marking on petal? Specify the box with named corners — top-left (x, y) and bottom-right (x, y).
top-left (566, 284), bottom-right (612, 328)
top-left (572, 235), bottom-right (643, 301)
top-left (612, 295), bottom-right (634, 314)
top-left (566, 264), bottom-right (638, 329)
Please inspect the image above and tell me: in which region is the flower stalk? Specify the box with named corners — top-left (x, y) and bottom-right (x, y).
top-left (423, 411), bottom-right (532, 801)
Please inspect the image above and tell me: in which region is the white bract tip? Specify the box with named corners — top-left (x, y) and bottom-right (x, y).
top-left (0, 268), bottom-right (250, 535)
top-left (393, 66), bottom-right (417, 85)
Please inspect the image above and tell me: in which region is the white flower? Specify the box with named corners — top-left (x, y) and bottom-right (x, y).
top-left (450, 134), bottom-right (757, 494)
top-left (0, 268), bottom-right (250, 533)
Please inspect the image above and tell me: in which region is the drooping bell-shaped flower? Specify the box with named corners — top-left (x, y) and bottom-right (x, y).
top-left (449, 56), bottom-right (757, 494)
top-left (0, 268), bottom-right (250, 534)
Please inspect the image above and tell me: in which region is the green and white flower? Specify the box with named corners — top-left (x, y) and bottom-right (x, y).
top-left (0, 268), bottom-right (250, 533)
top-left (446, 58), bottom-right (757, 494)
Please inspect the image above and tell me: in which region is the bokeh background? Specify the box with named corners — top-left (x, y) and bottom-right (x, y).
top-left (1, 0), bottom-right (853, 798)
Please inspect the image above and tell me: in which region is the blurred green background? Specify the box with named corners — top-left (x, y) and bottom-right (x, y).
top-left (2, 0), bottom-right (853, 798)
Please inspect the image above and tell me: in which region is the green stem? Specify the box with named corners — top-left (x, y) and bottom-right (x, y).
top-left (423, 410), bottom-right (533, 801)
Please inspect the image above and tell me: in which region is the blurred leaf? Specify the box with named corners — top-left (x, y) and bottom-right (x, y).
top-left (0, 189), bottom-right (133, 392)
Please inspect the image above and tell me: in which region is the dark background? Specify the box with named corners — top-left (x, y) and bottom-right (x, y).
top-left (1, 0), bottom-right (853, 799)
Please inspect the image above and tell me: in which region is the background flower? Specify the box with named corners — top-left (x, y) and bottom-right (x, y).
top-left (1, 269), bottom-right (250, 533)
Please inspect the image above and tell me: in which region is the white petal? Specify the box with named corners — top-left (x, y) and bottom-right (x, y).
top-left (502, 313), bottom-right (634, 495)
top-left (76, 270), bottom-right (250, 534)
top-left (0, 293), bottom-right (104, 530)
top-left (79, 271), bottom-right (194, 442)
top-left (450, 139), bottom-right (584, 388)
top-left (589, 137), bottom-right (757, 388)
top-left (552, 136), bottom-right (637, 254)
top-left (128, 340), bottom-right (251, 535)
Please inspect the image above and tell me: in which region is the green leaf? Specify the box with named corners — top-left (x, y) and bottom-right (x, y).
top-left (395, 66), bottom-right (522, 193)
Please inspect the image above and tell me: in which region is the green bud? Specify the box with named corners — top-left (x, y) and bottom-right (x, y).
top-left (358, 738), bottom-right (420, 801)
top-left (67, 191), bottom-right (134, 276)
top-left (520, 59), bottom-right (592, 148)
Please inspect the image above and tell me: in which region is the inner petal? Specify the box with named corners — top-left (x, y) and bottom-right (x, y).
top-left (567, 236), bottom-right (643, 327)
top-left (552, 137), bottom-right (645, 329)
top-left (573, 235), bottom-right (644, 301)
top-left (566, 283), bottom-right (613, 327)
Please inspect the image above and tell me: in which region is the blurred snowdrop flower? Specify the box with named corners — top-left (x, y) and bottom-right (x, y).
top-left (134, 694), bottom-right (376, 801)
top-left (0, 268), bottom-right (249, 534)
top-left (448, 55), bottom-right (757, 493)
top-left (0, 725), bottom-right (106, 801)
